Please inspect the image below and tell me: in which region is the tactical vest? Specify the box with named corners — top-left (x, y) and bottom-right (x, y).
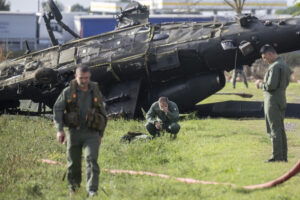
top-left (63, 79), bottom-right (107, 132)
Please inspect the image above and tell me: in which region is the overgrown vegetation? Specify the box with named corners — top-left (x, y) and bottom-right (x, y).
top-left (0, 46), bottom-right (12, 62)
top-left (1, 82), bottom-right (300, 199)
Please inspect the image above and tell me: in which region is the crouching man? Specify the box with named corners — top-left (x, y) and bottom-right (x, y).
top-left (145, 97), bottom-right (180, 139)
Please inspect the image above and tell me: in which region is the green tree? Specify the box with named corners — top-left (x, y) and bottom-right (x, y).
top-left (0, 0), bottom-right (10, 11)
top-left (275, 6), bottom-right (300, 15)
top-left (296, 2), bottom-right (300, 15)
top-left (224, 0), bottom-right (246, 14)
top-left (71, 3), bottom-right (89, 12)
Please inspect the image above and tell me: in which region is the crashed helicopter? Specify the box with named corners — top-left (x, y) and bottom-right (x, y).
top-left (1, 0), bottom-right (300, 118)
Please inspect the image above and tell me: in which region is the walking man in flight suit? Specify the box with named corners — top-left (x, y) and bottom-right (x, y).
top-left (53, 65), bottom-right (107, 196)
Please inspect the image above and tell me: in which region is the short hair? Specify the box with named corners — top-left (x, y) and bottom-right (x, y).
top-left (76, 64), bottom-right (90, 74)
top-left (158, 97), bottom-right (168, 103)
top-left (260, 44), bottom-right (277, 55)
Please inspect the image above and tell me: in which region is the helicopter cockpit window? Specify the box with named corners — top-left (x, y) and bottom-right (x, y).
top-left (152, 33), bottom-right (169, 41)
top-left (221, 40), bottom-right (236, 50)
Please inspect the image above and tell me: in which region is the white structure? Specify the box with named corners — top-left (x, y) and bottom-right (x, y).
top-left (139, 0), bottom-right (286, 10)
top-left (90, 0), bottom-right (287, 14)
top-left (90, 1), bottom-right (127, 13)
top-left (0, 12), bottom-right (37, 51)
top-left (0, 12), bottom-right (86, 51)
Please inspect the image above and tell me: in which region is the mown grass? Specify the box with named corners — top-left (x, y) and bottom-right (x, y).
top-left (200, 80), bottom-right (300, 104)
top-left (1, 82), bottom-right (300, 200)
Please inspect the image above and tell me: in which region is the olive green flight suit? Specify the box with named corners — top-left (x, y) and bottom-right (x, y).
top-left (145, 100), bottom-right (180, 136)
top-left (259, 57), bottom-right (291, 161)
top-left (53, 82), bottom-right (106, 193)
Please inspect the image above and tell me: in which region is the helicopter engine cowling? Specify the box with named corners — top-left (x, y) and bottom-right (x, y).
top-left (150, 72), bottom-right (225, 112)
top-left (34, 67), bottom-right (58, 84)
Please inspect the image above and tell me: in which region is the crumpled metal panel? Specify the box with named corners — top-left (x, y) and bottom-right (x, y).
top-left (105, 79), bottom-right (141, 118)
top-left (59, 47), bottom-right (76, 65)
top-left (148, 22), bottom-right (219, 73)
top-left (154, 23), bottom-right (215, 46)
top-left (77, 45), bottom-right (100, 64)
top-left (76, 24), bottom-right (150, 68)
top-left (150, 49), bottom-right (180, 72)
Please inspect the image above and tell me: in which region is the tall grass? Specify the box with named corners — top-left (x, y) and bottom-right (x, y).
top-left (0, 46), bottom-right (11, 62)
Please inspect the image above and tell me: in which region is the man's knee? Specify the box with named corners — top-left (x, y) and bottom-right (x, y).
top-left (85, 156), bottom-right (100, 175)
top-left (169, 123), bottom-right (180, 134)
top-left (145, 122), bottom-right (157, 135)
top-left (145, 122), bottom-right (154, 130)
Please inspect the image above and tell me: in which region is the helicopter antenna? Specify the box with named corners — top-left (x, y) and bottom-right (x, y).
top-left (56, 20), bottom-right (80, 39)
top-left (47, 0), bottom-right (80, 39)
top-left (42, 12), bottom-right (59, 46)
top-left (24, 40), bottom-right (31, 54)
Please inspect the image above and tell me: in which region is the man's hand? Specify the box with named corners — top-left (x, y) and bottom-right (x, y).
top-left (57, 131), bottom-right (66, 144)
top-left (155, 121), bottom-right (162, 130)
top-left (159, 104), bottom-right (168, 114)
top-left (255, 79), bottom-right (262, 89)
top-left (162, 106), bottom-right (168, 114)
top-left (99, 136), bottom-right (102, 145)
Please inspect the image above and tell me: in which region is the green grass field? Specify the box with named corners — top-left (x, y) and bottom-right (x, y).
top-left (1, 82), bottom-right (300, 200)
top-left (201, 80), bottom-right (300, 104)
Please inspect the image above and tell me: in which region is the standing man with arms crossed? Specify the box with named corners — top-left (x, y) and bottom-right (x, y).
top-left (145, 97), bottom-right (180, 139)
top-left (53, 65), bottom-right (107, 197)
top-left (255, 44), bottom-right (291, 162)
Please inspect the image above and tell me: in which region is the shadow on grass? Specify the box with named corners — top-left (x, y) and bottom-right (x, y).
top-left (233, 186), bottom-right (280, 194)
top-left (234, 187), bottom-right (256, 194)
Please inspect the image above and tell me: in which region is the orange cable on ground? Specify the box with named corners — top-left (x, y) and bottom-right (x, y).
top-left (243, 159), bottom-right (300, 190)
top-left (102, 169), bottom-right (237, 187)
top-left (40, 159), bottom-right (300, 190)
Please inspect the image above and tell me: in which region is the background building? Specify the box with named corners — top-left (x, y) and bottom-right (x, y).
top-left (0, 0), bottom-right (291, 51)
top-left (90, 0), bottom-right (287, 15)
